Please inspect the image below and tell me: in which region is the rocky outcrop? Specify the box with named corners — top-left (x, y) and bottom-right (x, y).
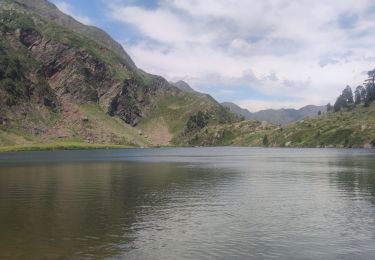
top-left (13, 26), bottom-right (174, 126)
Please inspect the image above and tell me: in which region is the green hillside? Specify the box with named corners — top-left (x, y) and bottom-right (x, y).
top-left (0, 0), bottom-right (237, 150)
top-left (184, 102), bottom-right (375, 148)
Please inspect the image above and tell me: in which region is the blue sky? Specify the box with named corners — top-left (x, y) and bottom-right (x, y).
top-left (50, 0), bottom-right (375, 111)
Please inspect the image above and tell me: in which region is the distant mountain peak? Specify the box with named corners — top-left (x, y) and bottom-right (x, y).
top-left (221, 102), bottom-right (326, 125)
top-left (171, 80), bottom-right (196, 93)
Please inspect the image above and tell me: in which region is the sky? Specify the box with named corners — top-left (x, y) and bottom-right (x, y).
top-left (50, 0), bottom-right (375, 112)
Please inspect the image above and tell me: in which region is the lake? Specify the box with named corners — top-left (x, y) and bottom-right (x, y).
top-left (1, 147), bottom-right (375, 259)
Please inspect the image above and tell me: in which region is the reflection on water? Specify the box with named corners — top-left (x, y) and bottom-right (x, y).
top-left (0, 148), bottom-right (375, 259)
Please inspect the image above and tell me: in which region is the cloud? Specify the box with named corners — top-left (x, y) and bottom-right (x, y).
top-left (107, 0), bottom-right (375, 110)
top-left (55, 2), bottom-right (93, 25)
top-left (111, 6), bottom-right (216, 45)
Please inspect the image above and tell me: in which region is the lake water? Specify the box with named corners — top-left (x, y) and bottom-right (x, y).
top-left (1, 148), bottom-right (375, 259)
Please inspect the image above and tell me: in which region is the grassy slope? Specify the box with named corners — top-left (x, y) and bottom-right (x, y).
top-left (0, 104), bottom-right (150, 148)
top-left (78, 104), bottom-right (150, 146)
top-left (137, 92), bottom-right (233, 145)
top-left (275, 103), bottom-right (375, 148)
top-left (187, 103), bottom-right (375, 148)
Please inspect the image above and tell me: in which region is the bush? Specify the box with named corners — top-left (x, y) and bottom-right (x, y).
top-left (263, 135), bottom-right (269, 147)
top-left (186, 111), bottom-right (209, 130)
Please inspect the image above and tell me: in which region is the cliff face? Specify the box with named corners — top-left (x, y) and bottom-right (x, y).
top-left (16, 26), bottom-right (165, 126)
top-left (0, 0), bottom-right (237, 147)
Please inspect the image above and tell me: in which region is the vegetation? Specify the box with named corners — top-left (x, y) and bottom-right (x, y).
top-left (180, 69), bottom-right (375, 148)
top-left (333, 69), bottom-right (375, 111)
top-left (186, 111), bottom-right (209, 131)
top-left (0, 0), bottom-right (374, 151)
top-left (181, 101), bottom-right (375, 148)
top-left (0, 142), bottom-right (130, 153)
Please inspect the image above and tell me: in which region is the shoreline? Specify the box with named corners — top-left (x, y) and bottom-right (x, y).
top-left (0, 142), bottom-right (133, 153)
top-left (0, 143), bottom-right (373, 153)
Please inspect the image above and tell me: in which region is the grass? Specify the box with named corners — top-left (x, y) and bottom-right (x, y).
top-left (137, 90), bottom-right (238, 146)
top-left (139, 93), bottom-right (214, 135)
top-left (79, 104), bottom-right (149, 146)
top-left (0, 142), bottom-right (131, 153)
top-left (137, 92), bottom-right (218, 145)
top-left (181, 102), bottom-right (375, 148)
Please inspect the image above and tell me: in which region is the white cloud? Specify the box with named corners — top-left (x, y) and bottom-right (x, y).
top-left (55, 2), bottom-right (93, 25)
top-left (111, 6), bottom-right (216, 45)
top-left (108, 0), bottom-right (375, 110)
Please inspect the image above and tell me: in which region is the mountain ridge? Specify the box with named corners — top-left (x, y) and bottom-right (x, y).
top-left (222, 102), bottom-right (326, 125)
top-left (171, 80), bottom-right (196, 93)
top-left (0, 0), bottom-right (238, 148)
top-left (13, 0), bottom-right (137, 69)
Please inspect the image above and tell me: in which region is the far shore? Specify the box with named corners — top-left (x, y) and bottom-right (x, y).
top-left (0, 142), bottom-right (133, 153)
top-left (0, 143), bottom-right (373, 153)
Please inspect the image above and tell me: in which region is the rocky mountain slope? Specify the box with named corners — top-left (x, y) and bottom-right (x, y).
top-left (0, 0), bottom-right (238, 148)
top-left (222, 102), bottom-right (326, 125)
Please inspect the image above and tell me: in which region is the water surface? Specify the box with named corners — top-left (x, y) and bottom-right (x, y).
top-left (1, 148), bottom-right (375, 259)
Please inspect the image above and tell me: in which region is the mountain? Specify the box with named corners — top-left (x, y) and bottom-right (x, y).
top-left (222, 102), bottom-right (326, 125)
top-left (171, 80), bottom-right (196, 93)
top-left (182, 102), bottom-right (375, 148)
top-left (2, 0), bottom-right (370, 151)
top-left (0, 0), bottom-right (238, 148)
top-left (249, 105), bottom-right (326, 125)
top-left (13, 0), bottom-right (136, 68)
top-left (221, 102), bottom-right (252, 119)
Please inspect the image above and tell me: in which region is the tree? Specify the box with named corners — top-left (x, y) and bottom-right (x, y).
top-left (354, 85), bottom-right (365, 104)
top-left (334, 95), bottom-right (345, 112)
top-left (195, 111), bottom-right (207, 128)
top-left (361, 85), bottom-right (367, 102)
top-left (332, 69), bottom-right (375, 111)
top-left (318, 110), bottom-right (321, 115)
top-left (342, 85), bottom-right (354, 105)
top-left (262, 135), bottom-right (269, 147)
top-left (186, 111), bottom-right (209, 130)
top-left (326, 103), bottom-right (332, 112)
top-left (364, 69), bottom-right (375, 104)
top-left (333, 86), bottom-right (354, 112)
top-left (366, 69), bottom-right (375, 85)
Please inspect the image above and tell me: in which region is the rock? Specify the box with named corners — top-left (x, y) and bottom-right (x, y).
top-left (18, 28), bottom-right (42, 48)
top-left (32, 127), bottom-right (44, 135)
top-left (81, 116), bottom-right (89, 122)
top-left (363, 143), bottom-right (373, 149)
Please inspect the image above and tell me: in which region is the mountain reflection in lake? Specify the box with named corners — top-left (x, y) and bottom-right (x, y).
top-left (0, 148), bottom-right (375, 259)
